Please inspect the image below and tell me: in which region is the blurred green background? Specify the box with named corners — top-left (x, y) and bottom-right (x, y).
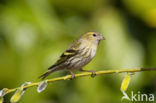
top-left (0, 0), bottom-right (156, 103)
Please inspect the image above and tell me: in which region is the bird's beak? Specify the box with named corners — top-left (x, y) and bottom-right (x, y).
top-left (100, 35), bottom-right (105, 40)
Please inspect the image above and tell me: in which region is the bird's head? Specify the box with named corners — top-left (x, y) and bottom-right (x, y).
top-left (81, 32), bottom-right (105, 43)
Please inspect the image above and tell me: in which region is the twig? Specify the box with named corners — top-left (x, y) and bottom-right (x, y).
top-left (3, 68), bottom-right (156, 95)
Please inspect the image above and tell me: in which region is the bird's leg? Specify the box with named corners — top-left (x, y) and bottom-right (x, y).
top-left (79, 69), bottom-right (96, 78)
top-left (67, 69), bottom-right (75, 79)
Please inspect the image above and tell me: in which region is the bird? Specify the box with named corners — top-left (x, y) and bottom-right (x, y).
top-left (39, 31), bottom-right (105, 79)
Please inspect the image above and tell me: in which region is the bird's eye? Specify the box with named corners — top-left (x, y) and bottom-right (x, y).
top-left (93, 34), bottom-right (96, 37)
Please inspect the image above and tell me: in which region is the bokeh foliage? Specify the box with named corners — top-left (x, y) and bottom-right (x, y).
top-left (0, 0), bottom-right (156, 103)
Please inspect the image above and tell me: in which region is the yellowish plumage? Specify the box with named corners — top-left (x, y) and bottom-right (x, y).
top-left (39, 31), bottom-right (105, 79)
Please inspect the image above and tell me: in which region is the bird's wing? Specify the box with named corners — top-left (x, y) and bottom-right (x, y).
top-left (48, 41), bottom-right (81, 70)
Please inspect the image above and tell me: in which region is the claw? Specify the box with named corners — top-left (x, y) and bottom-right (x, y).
top-left (79, 69), bottom-right (96, 78)
top-left (68, 70), bottom-right (75, 80)
top-left (91, 71), bottom-right (96, 78)
top-left (70, 74), bottom-right (75, 80)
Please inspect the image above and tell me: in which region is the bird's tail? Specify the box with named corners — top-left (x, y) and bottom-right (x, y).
top-left (39, 69), bottom-right (56, 80)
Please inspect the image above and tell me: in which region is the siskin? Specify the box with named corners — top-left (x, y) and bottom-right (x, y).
top-left (39, 32), bottom-right (105, 79)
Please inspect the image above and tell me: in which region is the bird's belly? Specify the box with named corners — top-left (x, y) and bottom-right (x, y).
top-left (67, 48), bottom-right (96, 69)
top-left (67, 57), bottom-right (90, 70)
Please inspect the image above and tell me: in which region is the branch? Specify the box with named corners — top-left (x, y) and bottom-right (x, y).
top-left (2, 68), bottom-right (156, 95)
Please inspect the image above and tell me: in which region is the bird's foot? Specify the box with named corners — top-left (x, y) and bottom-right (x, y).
top-left (90, 70), bottom-right (96, 78)
top-left (79, 69), bottom-right (96, 78)
top-left (67, 70), bottom-right (75, 80)
top-left (70, 74), bottom-right (75, 80)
